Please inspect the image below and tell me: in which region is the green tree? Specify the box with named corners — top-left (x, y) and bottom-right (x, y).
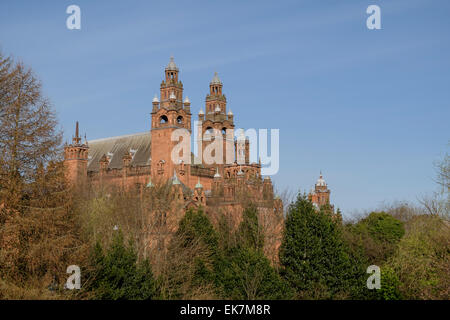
top-left (236, 204), bottom-right (264, 251)
top-left (177, 208), bottom-right (218, 252)
top-left (217, 246), bottom-right (292, 300)
top-left (351, 211), bottom-right (405, 263)
top-left (279, 194), bottom-right (359, 299)
top-left (88, 232), bottom-right (157, 300)
top-left (384, 215), bottom-right (449, 299)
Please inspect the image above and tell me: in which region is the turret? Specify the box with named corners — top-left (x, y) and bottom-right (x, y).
top-left (64, 121), bottom-right (89, 186)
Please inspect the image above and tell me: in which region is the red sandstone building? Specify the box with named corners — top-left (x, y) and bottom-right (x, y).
top-left (64, 58), bottom-right (280, 209)
top-left (63, 58), bottom-right (332, 260)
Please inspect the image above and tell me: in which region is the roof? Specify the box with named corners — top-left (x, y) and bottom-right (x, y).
top-left (166, 56), bottom-right (178, 71)
top-left (316, 173), bottom-right (327, 187)
top-left (211, 72), bottom-right (222, 85)
top-left (87, 132), bottom-right (151, 172)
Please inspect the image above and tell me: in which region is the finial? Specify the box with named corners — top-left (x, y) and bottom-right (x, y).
top-left (146, 176), bottom-right (154, 188)
top-left (172, 170), bottom-right (180, 185)
top-left (73, 121), bottom-right (81, 144)
top-left (195, 177), bottom-right (203, 189)
top-left (211, 72), bottom-right (222, 85)
top-left (214, 167), bottom-right (221, 178)
top-left (167, 56), bottom-right (178, 71)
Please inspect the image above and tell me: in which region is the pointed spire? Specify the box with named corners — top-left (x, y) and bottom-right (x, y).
top-left (199, 109), bottom-right (204, 115)
top-left (228, 109), bottom-right (233, 115)
top-left (211, 72), bottom-right (222, 85)
top-left (73, 121), bottom-right (81, 144)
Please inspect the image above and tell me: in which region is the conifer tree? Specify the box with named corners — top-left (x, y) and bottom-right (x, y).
top-left (279, 194), bottom-right (359, 299)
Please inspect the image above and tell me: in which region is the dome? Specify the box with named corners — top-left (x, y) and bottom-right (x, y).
top-left (199, 109), bottom-right (204, 115)
top-left (316, 173), bottom-right (327, 187)
top-left (211, 72), bottom-right (222, 85)
top-left (152, 95), bottom-right (159, 103)
top-left (166, 56), bottom-right (178, 71)
top-left (184, 96), bottom-right (190, 104)
top-left (228, 109), bottom-right (233, 115)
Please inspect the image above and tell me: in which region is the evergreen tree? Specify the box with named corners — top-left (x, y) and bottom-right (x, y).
top-left (217, 246), bottom-right (292, 300)
top-left (89, 232), bottom-right (157, 300)
top-left (279, 194), bottom-right (359, 299)
top-left (237, 204), bottom-right (264, 251)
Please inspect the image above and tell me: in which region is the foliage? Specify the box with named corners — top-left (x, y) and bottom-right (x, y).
top-left (279, 194), bottom-right (363, 299)
top-left (347, 211), bottom-right (405, 264)
top-left (384, 215), bottom-right (449, 299)
top-left (88, 232), bottom-right (157, 300)
top-left (377, 266), bottom-right (402, 300)
top-left (216, 246), bottom-right (293, 300)
top-left (236, 204), bottom-right (264, 251)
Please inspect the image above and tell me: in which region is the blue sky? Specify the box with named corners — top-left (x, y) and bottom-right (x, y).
top-left (1, 0), bottom-right (449, 216)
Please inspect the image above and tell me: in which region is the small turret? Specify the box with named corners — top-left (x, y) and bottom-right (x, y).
top-left (64, 121), bottom-right (89, 186)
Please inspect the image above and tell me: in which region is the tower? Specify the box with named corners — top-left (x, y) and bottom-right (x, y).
top-left (64, 121), bottom-right (88, 186)
top-left (151, 57), bottom-right (192, 184)
top-left (197, 72), bottom-right (235, 170)
top-left (308, 172), bottom-right (331, 208)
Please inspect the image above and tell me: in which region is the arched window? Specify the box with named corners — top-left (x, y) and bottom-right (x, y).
top-left (221, 127), bottom-right (227, 135)
top-left (205, 127), bottom-right (213, 135)
top-left (160, 115), bottom-right (168, 124)
top-left (177, 116), bottom-right (183, 124)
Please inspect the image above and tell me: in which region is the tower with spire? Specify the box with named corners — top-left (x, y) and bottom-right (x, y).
top-left (308, 172), bottom-right (332, 209)
top-left (64, 121), bottom-right (89, 186)
top-left (197, 72), bottom-right (235, 171)
top-left (151, 57), bottom-right (192, 185)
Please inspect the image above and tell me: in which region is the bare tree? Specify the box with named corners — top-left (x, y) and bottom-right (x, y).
top-left (0, 53), bottom-right (61, 209)
top-left (434, 151), bottom-right (449, 192)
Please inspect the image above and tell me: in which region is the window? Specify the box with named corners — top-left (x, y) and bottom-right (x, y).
top-left (160, 115), bottom-right (168, 124)
top-left (177, 116), bottom-right (183, 124)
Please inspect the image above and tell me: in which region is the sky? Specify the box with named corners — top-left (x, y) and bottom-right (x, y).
top-left (0, 0), bottom-right (449, 217)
